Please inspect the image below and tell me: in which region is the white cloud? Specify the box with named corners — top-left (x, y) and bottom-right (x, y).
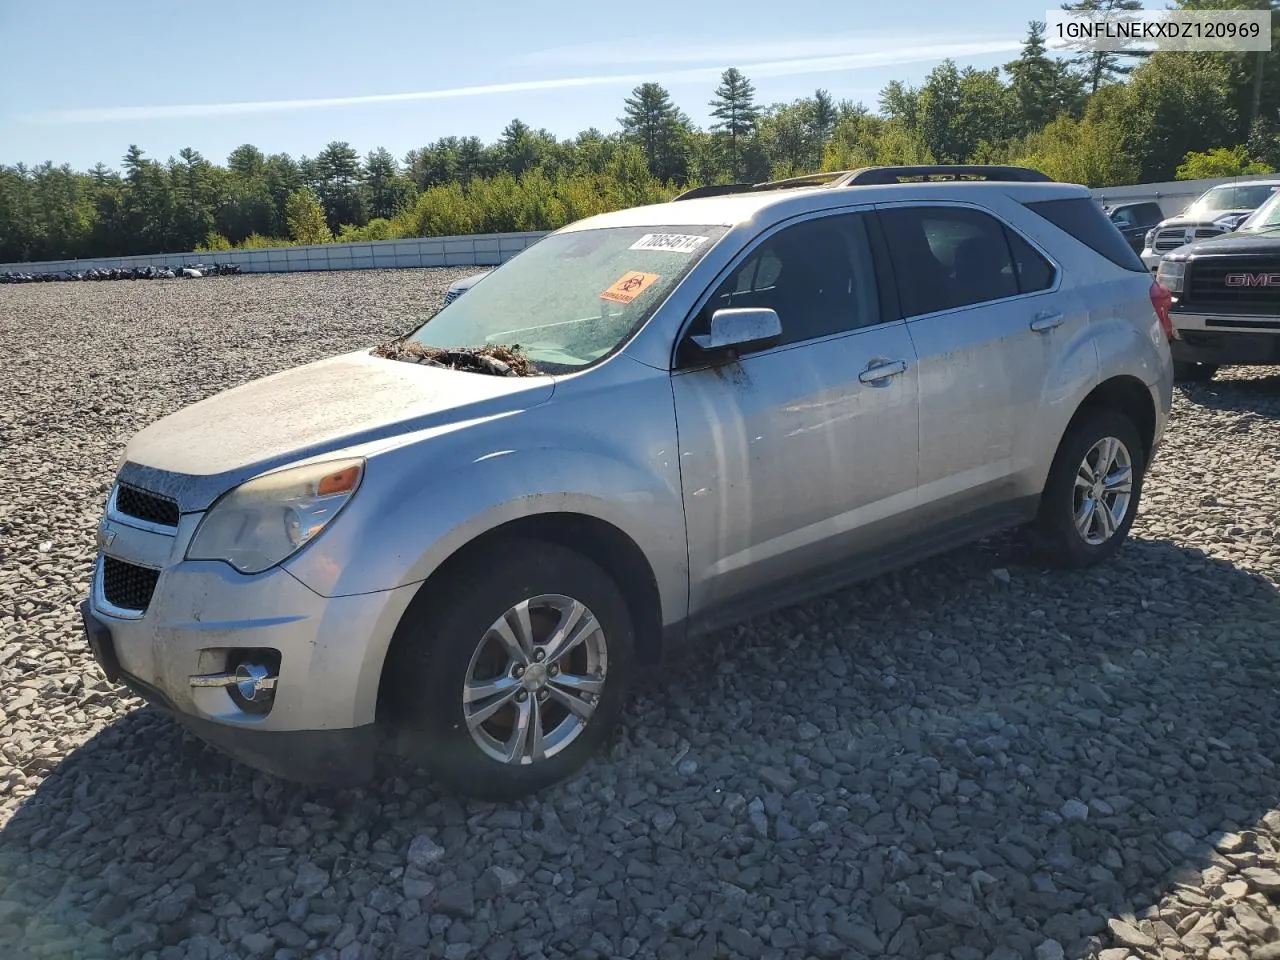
top-left (21, 40), bottom-right (1020, 125)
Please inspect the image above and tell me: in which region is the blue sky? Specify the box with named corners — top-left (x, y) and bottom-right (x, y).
top-left (1, 0), bottom-right (1062, 172)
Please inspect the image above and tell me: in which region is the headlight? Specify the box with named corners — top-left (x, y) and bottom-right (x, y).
top-left (186, 458), bottom-right (364, 574)
top-left (1156, 259), bottom-right (1184, 294)
top-left (1144, 229), bottom-right (1156, 249)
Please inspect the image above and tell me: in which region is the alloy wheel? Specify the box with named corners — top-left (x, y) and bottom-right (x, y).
top-left (462, 594), bottom-right (608, 765)
top-left (1073, 436), bottom-right (1134, 546)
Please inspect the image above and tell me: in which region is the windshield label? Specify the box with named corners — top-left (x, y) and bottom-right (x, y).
top-left (601, 271), bottom-right (660, 304)
top-left (629, 233), bottom-right (710, 253)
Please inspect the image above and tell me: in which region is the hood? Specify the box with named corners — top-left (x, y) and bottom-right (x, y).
top-left (449, 270), bottom-right (492, 292)
top-left (1156, 210), bottom-right (1252, 231)
top-left (1165, 228), bottom-right (1280, 260)
top-left (119, 349), bottom-right (555, 512)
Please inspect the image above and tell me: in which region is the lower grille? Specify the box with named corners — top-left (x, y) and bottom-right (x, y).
top-left (1180, 258), bottom-right (1280, 315)
top-left (102, 556), bottom-right (160, 612)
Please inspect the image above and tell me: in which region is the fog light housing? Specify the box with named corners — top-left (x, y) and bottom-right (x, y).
top-left (186, 649), bottom-right (283, 715)
top-left (229, 649), bottom-right (279, 715)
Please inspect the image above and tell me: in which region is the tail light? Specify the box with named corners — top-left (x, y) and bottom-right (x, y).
top-left (1149, 280), bottom-right (1178, 341)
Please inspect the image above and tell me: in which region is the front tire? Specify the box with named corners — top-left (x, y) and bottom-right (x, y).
top-left (1173, 360), bottom-right (1217, 382)
top-left (383, 539), bottom-right (635, 801)
top-left (1031, 410), bottom-right (1146, 569)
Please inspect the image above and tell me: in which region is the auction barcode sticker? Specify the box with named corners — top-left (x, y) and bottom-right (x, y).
top-left (629, 233), bottom-right (710, 253)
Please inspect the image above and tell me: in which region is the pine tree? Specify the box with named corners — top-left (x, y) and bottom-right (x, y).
top-left (810, 89), bottom-right (839, 164)
top-left (1005, 20), bottom-right (1085, 136)
top-left (1059, 0), bottom-right (1146, 94)
top-left (709, 68), bottom-right (762, 180)
top-left (620, 83), bottom-right (690, 182)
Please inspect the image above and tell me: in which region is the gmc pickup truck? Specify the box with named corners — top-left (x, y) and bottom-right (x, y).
top-left (1156, 188), bottom-right (1280, 381)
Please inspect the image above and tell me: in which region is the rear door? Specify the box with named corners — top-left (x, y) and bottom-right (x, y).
top-left (874, 201), bottom-right (1084, 536)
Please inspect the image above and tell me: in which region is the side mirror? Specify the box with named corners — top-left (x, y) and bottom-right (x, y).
top-left (688, 307), bottom-right (782, 360)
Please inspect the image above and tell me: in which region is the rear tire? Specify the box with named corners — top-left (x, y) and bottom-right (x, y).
top-left (1031, 410), bottom-right (1146, 569)
top-left (1173, 360), bottom-right (1217, 382)
top-left (382, 539), bottom-right (635, 801)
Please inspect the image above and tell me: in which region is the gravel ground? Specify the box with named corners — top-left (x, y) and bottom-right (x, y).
top-left (1, 269), bottom-right (1278, 960)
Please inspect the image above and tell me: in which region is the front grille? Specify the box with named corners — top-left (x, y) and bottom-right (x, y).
top-left (1180, 257), bottom-right (1280, 315)
top-left (115, 483), bottom-right (179, 527)
top-left (443, 289), bottom-right (462, 306)
top-left (1154, 227), bottom-right (1224, 252)
top-left (102, 556), bottom-right (160, 612)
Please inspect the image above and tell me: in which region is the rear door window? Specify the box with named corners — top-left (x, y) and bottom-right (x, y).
top-left (1004, 227), bottom-right (1055, 293)
top-left (878, 205), bottom-right (1020, 316)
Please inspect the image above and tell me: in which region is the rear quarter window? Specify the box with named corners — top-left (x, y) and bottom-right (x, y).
top-left (1022, 197), bottom-right (1149, 273)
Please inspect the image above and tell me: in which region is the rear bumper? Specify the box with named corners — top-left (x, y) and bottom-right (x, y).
top-left (80, 599), bottom-right (380, 786)
top-left (1170, 312), bottom-right (1280, 366)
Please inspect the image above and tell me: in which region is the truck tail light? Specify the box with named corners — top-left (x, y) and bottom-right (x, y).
top-left (1149, 281), bottom-right (1178, 341)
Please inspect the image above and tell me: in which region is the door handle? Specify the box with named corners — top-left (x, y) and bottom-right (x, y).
top-left (1030, 310), bottom-right (1065, 332)
top-left (858, 359), bottom-right (908, 384)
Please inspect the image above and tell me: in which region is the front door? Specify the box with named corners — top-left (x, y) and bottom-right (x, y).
top-left (670, 209), bottom-right (921, 620)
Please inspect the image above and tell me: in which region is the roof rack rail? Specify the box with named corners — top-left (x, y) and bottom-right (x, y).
top-left (672, 183), bottom-right (756, 201)
top-left (836, 165), bottom-right (1053, 185)
top-left (670, 165), bottom-right (1053, 201)
top-left (752, 171), bottom-right (854, 190)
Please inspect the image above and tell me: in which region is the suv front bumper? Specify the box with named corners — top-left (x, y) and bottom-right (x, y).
top-left (82, 551), bottom-right (418, 785)
top-left (83, 598), bottom-right (379, 783)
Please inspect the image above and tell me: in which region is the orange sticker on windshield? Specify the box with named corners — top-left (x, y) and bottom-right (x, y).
top-left (601, 271), bottom-right (660, 304)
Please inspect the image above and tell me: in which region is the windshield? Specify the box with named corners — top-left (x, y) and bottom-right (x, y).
top-left (1238, 190), bottom-right (1280, 231)
top-left (396, 225), bottom-right (728, 373)
top-left (1185, 183), bottom-right (1279, 218)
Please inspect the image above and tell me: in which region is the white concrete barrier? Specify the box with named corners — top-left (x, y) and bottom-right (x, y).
top-left (0, 231), bottom-right (550, 276)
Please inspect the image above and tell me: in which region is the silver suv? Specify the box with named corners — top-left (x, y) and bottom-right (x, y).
top-left (81, 165), bottom-right (1174, 799)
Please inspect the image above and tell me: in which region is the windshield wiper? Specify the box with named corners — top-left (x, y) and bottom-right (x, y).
top-left (371, 340), bottom-right (540, 376)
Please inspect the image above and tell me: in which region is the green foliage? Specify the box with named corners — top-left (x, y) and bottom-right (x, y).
top-left (337, 218), bottom-right (399, 242)
top-left (197, 231), bottom-right (233, 252)
top-left (1247, 116), bottom-right (1280, 169)
top-left (1176, 145), bottom-right (1274, 179)
top-left (1103, 52), bottom-right (1239, 181)
top-left (1011, 114), bottom-right (1139, 186)
top-left (284, 187), bottom-right (333, 245)
top-left (5, 44), bottom-right (1280, 265)
top-left (237, 233), bottom-right (293, 249)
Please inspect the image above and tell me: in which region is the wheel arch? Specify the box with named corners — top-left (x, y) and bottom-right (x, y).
top-left (1063, 374), bottom-right (1158, 461)
top-left (374, 511), bottom-right (665, 726)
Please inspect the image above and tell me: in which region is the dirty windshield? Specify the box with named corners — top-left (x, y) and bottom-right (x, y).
top-left (399, 225), bottom-right (728, 373)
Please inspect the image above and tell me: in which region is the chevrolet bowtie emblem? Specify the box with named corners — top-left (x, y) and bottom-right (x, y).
top-left (96, 523), bottom-right (116, 550)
